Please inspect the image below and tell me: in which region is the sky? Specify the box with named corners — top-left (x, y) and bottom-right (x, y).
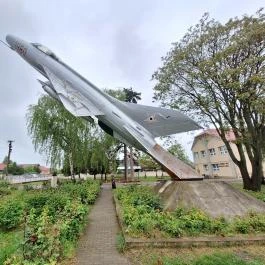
top-left (0, 0), bottom-right (264, 165)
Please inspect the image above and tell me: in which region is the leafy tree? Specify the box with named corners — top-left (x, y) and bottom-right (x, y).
top-left (123, 87), bottom-right (142, 103)
top-left (8, 162), bottom-right (24, 175)
top-left (123, 88), bottom-right (142, 179)
top-left (153, 10), bottom-right (265, 191)
top-left (105, 88), bottom-right (142, 179)
top-left (138, 153), bottom-right (159, 171)
top-left (23, 165), bottom-right (41, 174)
top-left (168, 146), bottom-right (191, 167)
top-left (27, 95), bottom-right (93, 179)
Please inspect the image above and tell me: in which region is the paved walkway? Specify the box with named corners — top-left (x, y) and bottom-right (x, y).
top-left (77, 184), bottom-right (130, 265)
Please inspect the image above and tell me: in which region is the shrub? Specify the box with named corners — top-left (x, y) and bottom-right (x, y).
top-left (23, 207), bottom-right (62, 263)
top-left (0, 200), bottom-right (23, 230)
top-left (59, 201), bottom-right (88, 242)
top-left (0, 181), bottom-right (10, 188)
top-left (0, 187), bottom-right (11, 197)
top-left (25, 193), bottom-right (50, 214)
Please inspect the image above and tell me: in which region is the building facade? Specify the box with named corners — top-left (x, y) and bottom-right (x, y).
top-left (192, 129), bottom-right (265, 178)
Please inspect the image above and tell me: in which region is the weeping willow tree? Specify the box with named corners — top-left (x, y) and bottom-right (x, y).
top-left (26, 95), bottom-right (93, 178)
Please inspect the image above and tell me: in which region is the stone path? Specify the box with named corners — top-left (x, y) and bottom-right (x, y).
top-left (77, 184), bottom-right (130, 265)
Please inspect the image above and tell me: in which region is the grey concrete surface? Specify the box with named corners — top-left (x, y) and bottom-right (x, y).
top-left (155, 180), bottom-right (265, 219)
top-left (76, 183), bottom-right (130, 265)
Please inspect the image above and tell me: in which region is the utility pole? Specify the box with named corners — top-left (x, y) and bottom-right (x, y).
top-left (6, 140), bottom-right (14, 176)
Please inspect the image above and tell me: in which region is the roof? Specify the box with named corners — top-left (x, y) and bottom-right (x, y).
top-left (39, 166), bottom-right (50, 174)
top-left (196, 129), bottom-right (236, 141)
top-left (19, 164), bottom-right (40, 168)
top-left (192, 129), bottom-right (236, 149)
top-left (0, 163), bottom-right (6, 171)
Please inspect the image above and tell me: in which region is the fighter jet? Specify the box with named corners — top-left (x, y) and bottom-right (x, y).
top-left (5, 35), bottom-right (202, 180)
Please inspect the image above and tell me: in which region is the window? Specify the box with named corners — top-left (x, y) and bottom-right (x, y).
top-left (203, 164), bottom-right (209, 171)
top-left (209, 148), bottom-right (216, 156)
top-left (31, 43), bottom-right (60, 61)
top-left (194, 152), bottom-right (199, 160)
top-left (212, 164), bottom-right (219, 171)
top-left (219, 162), bottom-right (229, 167)
top-left (219, 146), bottom-right (228, 155)
top-left (200, 150), bottom-right (206, 158)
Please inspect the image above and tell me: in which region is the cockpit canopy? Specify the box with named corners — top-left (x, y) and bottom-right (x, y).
top-left (31, 43), bottom-right (60, 61)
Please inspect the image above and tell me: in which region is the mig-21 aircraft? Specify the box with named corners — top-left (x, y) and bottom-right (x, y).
top-left (4, 35), bottom-right (202, 180)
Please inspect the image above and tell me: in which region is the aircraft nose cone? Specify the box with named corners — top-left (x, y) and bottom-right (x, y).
top-left (6, 35), bottom-right (17, 48)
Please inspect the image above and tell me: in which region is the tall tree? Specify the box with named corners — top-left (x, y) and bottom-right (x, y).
top-left (27, 95), bottom-right (93, 179)
top-left (123, 88), bottom-right (142, 179)
top-left (163, 137), bottom-right (192, 165)
top-left (153, 10), bottom-right (265, 191)
top-left (105, 88), bottom-right (142, 180)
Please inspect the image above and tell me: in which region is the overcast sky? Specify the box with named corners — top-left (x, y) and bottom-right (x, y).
top-left (0, 0), bottom-right (264, 165)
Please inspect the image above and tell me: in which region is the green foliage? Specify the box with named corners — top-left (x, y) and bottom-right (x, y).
top-left (138, 153), bottom-right (160, 171)
top-left (153, 10), bottom-right (265, 191)
top-left (0, 201), bottom-right (23, 230)
top-left (60, 180), bottom-right (100, 204)
top-left (23, 207), bottom-right (62, 263)
top-left (0, 181), bottom-right (11, 197)
top-left (0, 181), bottom-right (10, 188)
top-left (8, 162), bottom-right (24, 175)
top-left (0, 231), bottom-right (23, 265)
top-left (1, 179), bottom-right (100, 264)
top-left (115, 185), bottom-right (265, 238)
top-left (27, 95), bottom-right (94, 175)
top-left (163, 137), bottom-right (192, 166)
top-left (23, 165), bottom-right (41, 174)
top-left (116, 232), bottom-right (126, 253)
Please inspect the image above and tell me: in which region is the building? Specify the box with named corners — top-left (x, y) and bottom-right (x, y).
top-left (191, 129), bottom-right (265, 178)
top-left (0, 163), bottom-right (6, 176)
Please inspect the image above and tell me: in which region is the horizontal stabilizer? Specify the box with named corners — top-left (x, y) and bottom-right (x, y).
top-left (109, 98), bottom-right (201, 137)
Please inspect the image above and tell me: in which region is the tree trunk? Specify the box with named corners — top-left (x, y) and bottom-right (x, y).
top-left (129, 146), bottom-right (135, 179)
top-left (124, 144), bottom-right (128, 181)
top-left (104, 173), bottom-right (107, 182)
top-left (68, 153), bottom-right (75, 181)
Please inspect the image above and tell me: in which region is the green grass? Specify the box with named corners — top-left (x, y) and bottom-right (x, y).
top-left (142, 252), bottom-right (264, 265)
top-left (232, 183), bottom-right (265, 202)
top-left (0, 230), bottom-right (23, 264)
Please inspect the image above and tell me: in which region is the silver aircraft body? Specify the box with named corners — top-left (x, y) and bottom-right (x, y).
top-left (5, 35), bottom-right (202, 180)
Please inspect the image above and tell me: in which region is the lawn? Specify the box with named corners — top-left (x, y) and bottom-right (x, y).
top-left (126, 246), bottom-right (265, 265)
top-left (232, 182), bottom-right (265, 202)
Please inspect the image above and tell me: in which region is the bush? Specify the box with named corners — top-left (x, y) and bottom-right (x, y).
top-left (23, 207), bottom-right (62, 263)
top-left (0, 201), bottom-right (23, 230)
top-left (115, 185), bottom-right (265, 238)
